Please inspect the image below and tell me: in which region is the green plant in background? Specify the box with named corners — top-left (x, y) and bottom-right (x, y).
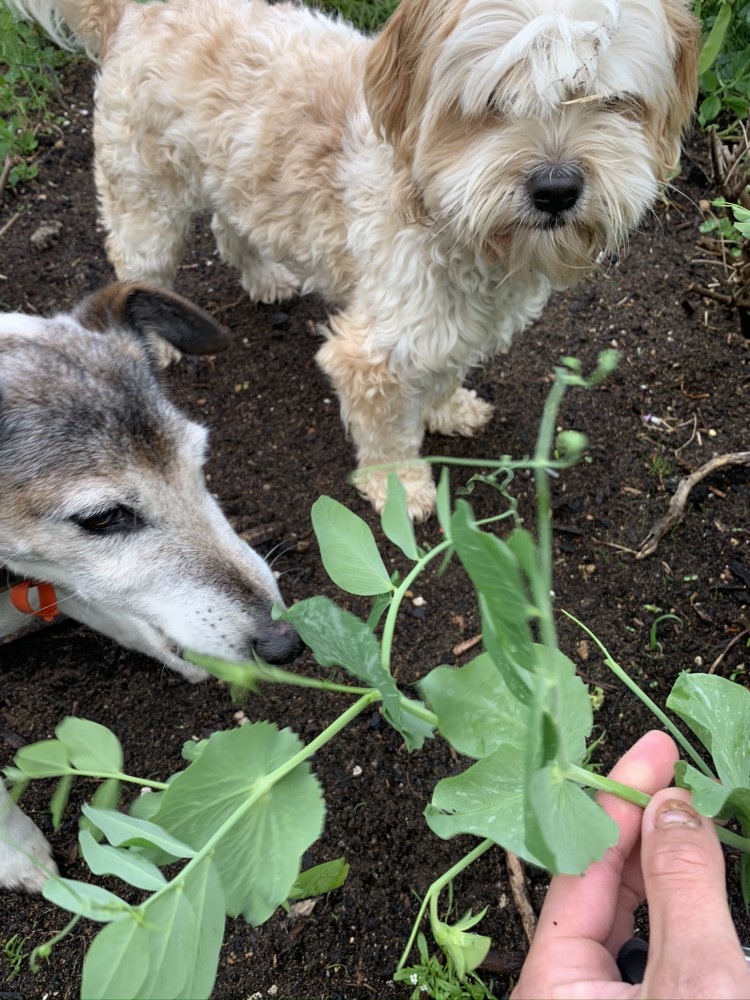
top-left (2, 933), bottom-right (30, 982)
top-left (0, 8), bottom-right (74, 191)
top-left (394, 930), bottom-right (497, 1000)
top-left (311, 0), bottom-right (397, 31)
top-left (692, 1), bottom-right (749, 334)
top-left (648, 612), bottom-right (683, 653)
top-left (694, 0), bottom-right (750, 126)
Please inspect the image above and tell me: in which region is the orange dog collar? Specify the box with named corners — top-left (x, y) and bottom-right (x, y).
top-left (9, 580), bottom-right (60, 622)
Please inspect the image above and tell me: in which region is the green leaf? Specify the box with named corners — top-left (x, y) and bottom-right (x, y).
top-left (129, 790), bottom-right (165, 822)
top-left (80, 778), bottom-right (122, 840)
top-left (281, 595), bottom-right (381, 685)
top-left (311, 495), bottom-right (392, 595)
top-left (177, 854), bottom-right (226, 999)
top-left (42, 876), bottom-right (133, 923)
top-left (425, 648), bottom-right (598, 872)
top-left (153, 723), bottom-right (325, 924)
top-left (366, 592), bottom-right (392, 631)
top-left (281, 596), bottom-right (433, 750)
top-left (78, 829), bottom-right (167, 892)
top-left (81, 805), bottom-right (196, 859)
top-left (451, 502), bottom-right (537, 704)
top-left (433, 908), bottom-right (491, 981)
top-left (521, 648), bottom-right (603, 871)
top-left (420, 653), bottom-right (526, 758)
top-left (667, 673), bottom-right (750, 790)
top-left (80, 855), bottom-right (224, 1000)
top-left (381, 472), bottom-right (419, 560)
top-left (182, 739), bottom-right (208, 763)
top-left (698, 93), bottom-right (722, 124)
top-left (14, 739), bottom-right (71, 778)
top-left (56, 717), bottom-right (124, 773)
top-left (425, 741), bottom-right (545, 867)
top-left (674, 761), bottom-right (733, 818)
top-left (741, 855), bottom-right (750, 911)
top-left (435, 467), bottom-right (452, 540)
top-left (50, 774), bottom-right (73, 830)
top-left (698, 1), bottom-right (732, 75)
top-left (288, 858), bottom-right (350, 899)
top-left (524, 764), bottom-right (619, 873)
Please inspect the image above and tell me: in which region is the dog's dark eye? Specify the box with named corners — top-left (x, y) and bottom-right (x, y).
top-left (72, 506), bottom-right (146, 535)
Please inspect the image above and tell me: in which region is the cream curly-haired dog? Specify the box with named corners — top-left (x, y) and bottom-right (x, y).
top-left (10, 0), bottom-right (700, 518)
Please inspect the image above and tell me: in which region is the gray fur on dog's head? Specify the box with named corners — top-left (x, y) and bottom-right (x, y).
top-left (0, 283), bottom-right (301, 678)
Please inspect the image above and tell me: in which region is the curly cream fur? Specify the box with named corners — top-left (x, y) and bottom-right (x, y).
top-left (7, 0), bottom-right (700, 518)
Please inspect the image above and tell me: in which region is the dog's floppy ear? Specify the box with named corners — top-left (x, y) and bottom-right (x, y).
top-left (75, 283), bottom-right (231, 355)
top-left (364, 0), bottom-right (462, 164)
top-left (655, 0), bottom-right (701, 179)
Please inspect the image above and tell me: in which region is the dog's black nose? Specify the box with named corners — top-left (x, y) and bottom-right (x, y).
top-left (253, 620), bottom-right (304, 665)
top-left (527, 165), bottom-right (584, 217)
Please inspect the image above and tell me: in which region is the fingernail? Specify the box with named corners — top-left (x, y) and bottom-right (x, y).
top-left (655, 798), bottom-right (701, 829)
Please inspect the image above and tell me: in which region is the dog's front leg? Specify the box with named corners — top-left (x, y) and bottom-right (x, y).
top-left (317, 320), bottom-right (436, 521)
top-left (0, 782), bottom-right (57, 892)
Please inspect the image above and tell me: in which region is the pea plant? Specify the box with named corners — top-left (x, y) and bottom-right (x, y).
top-left (6, 352), bottom-right (750, 999)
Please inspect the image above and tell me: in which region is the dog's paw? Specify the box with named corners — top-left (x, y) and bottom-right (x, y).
top-left (355, 464), bottom-right (436, 522)
top-left (425, 387), bottom-right (494, 437)
top-left (243, 263), bottom-right (300, 304)
top-left (0, 796), bottom-right (58, 893)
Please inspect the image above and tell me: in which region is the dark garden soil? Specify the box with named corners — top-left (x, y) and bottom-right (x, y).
top-left (2, 63), bottom-right (750, 1000)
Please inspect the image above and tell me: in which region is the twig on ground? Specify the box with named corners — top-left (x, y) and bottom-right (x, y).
top-left (689, 282), bottom-right (750, 310)
top-left (638, 452), bottom-right (750, 558)
top-left (452, 634), bottom-right (482, 657)
top-left (591, 538), bottom-right (640, 557)
top-left (0, 156), bottom-right (14, 199)
top-left (505, 851), bottom-right (537, 946)
top-left (709, 627), bottom-right (750, 675)
top-left (0, 211), bottom-right (20, 240)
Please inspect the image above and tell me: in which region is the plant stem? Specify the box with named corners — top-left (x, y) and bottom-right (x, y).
top-left (562, 611), bottom-right (715, 779)
top-left (528, 373), bottom-right (569, 772)
top-left (423, 454), bottom-right (581, 471)
top-left (567, 764), bottom-right (750, 855)
top-left (566, 763), bottom-right (650, 807)
top-left (395, 839), bottom-right (495, 972)
top-left (187, 651), bottom-right (376, 696)
top-left (380, 539), bottom-right (451, 674)
top-left (188, 651), bottom-right (438, 725)
top-left (29, 914), bottom-right (81, 972)
top-left (66, 770), bottom-right (169, 790)
top-left (715, 826), bottom-right (750, 854)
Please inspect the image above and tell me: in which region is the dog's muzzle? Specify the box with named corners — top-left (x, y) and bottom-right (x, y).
top-left (527, 164), bottom-right (584, 226)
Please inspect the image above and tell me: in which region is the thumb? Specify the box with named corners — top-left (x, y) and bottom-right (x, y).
top-left (640, 788), bottom-right (749, 999)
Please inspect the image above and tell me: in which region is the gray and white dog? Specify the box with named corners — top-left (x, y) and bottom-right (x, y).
top-left (0, 281), bottom-right (301, 892)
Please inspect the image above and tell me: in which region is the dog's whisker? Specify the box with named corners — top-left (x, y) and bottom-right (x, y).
top-left (264, 538), bottom-right (298, 567)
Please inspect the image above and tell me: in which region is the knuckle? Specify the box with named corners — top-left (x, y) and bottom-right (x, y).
top-left (647, 839), bottom-right (713, 883)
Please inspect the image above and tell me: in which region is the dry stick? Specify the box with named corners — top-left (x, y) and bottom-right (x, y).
top-left (452, 633), bottom-right (482, 657)
top-left (689, 282), bottom-right (750, 309)
top-left (505, 851), bottom-right (537, 946)
top-left (638, 451), bottom-right (750, 559)
top-left (709, 628), bottom-right (750, 675)
top-left (0, 211), bottom-right (20, 240)
top-left (0, 155), bottom-right (14, 199)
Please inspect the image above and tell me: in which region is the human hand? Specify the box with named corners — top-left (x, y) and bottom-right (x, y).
top-left (511, 730), bottom-right (750, 999)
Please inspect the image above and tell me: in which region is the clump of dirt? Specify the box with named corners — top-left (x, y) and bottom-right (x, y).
top-left (1, 64), bottom-right (749, 999)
